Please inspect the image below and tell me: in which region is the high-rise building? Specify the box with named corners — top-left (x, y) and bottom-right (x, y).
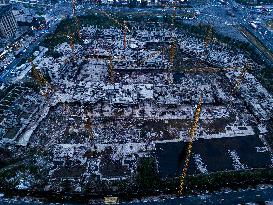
top-left (0, 0), bottom-right (10, 6)
top-left (0, 5), bottom-right (18, 38)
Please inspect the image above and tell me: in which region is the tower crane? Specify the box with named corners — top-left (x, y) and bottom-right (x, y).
top-left (108, 55), bottom-right (114, 84)
top-left (170, 0), bottom-right (177, 56)
top-left (29, 59), bottom-right (48, 86)
top-left (204, 25), bottom-right (213, 57)
top-left (29, 59), bottom-right (54, 98)
top-left (99, 10), bottom-right (130, 49)
top-left (183, 66), bottom-right (239, 73)
top-left (70, 0), bottom-right (81, 59)
top-left (123, 21), bottom-right (128, 50)
top-left (84, 109), bottom-right (93, 140)
top-left (96, 10), bottom-right (130, 82)
top-left (232, 63), bottom-right (251, 94)
top-left (170, 42), bottom-right (176, 66)
top-left (178, 95), bottom-right (203, 196)
top-left (168, 0), bottom-right (177, 83)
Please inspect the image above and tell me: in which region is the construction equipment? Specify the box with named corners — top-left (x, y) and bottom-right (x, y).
top-left (232, 63), bottom-right (251, 94)
top-left (69, 31), bottom-right (75, 51)
top-left (29, 59), bottom-right (54, 98)
top-left (170, 42), bottom-right (176, 65)
top-left (171, 0), bottom-right (177, 29)
top-left (83, 108), bottom-right (93, 140)
top-left (204, 25), bottom-right (213, 51)
top-left (69, 0), bottom-right (81, 56)
top-left (29, 60), bottom-right (48, 86)
top-left (108, 55), bottom-right (114, 84)
top-left (168, 0), bottom-right (177, 83)
top-left (178, 95), bottom-right (203, 196)
top-left (168, 41), bottom-right (176, 84)
top-left (123, 22), bottom-right (127, 49)
top-left (100, 10), bottom-right (127, 29)
top-left (85, 117), bottom-right (93, 140)
top-left (183, 66), bottom-right (239, 73)
top-left (170, 2), bottom-right (177, 64)
top-left (99, 10), bottom-right (130, 49)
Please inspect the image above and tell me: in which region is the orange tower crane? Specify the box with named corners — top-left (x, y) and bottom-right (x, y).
top-left (170, 0), bottom-right (176, 63)
top-left (178, 95), bottom-right (203, 196)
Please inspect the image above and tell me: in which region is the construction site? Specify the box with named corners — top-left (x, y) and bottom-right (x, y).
top-left (0, 1), bottom-right (273, 204)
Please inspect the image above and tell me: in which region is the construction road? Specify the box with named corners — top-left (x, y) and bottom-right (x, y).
top-left (238, 25), bottom-right (273, 64)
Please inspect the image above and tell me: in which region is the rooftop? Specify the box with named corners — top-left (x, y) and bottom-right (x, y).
top-left (0, 5), bottom-right (12, 19)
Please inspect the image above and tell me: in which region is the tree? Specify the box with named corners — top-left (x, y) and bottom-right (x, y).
top-left (136, 157), bottom-right (159, 191)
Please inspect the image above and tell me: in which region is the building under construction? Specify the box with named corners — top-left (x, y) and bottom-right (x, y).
top-left (0, 10), bottom-right (272, 204)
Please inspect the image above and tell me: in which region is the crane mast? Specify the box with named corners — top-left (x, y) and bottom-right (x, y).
top-left (178, 95), bottom-right (203, 196)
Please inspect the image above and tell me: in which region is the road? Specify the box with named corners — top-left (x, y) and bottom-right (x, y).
top-left (123, 187), bottom-right (273, 205)
top-left (226, 0), bottom-right (273, 61)
top-left (0, 2), bottom-right (69, 84)
top-left (1, 21), bottom-right (62, 83)
top-left (238, 24), bottom-right (273, 63)
top-left (188, 0), bottom-right (273, 64)
top-left (0, 186), bottom-right (272, 204)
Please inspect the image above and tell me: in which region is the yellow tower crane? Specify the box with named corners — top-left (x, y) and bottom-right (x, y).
top-left (108, 55), bottom-right (114, 84)
top-left (232, 63), bottom-right (251, 94)
top-left (29, 59), bottom-right (54, 98)
top-left (85, 114), bottom-right (93, 140)
top-left (183, 66), bottom-right (239, 73)
top-left (171, 0), bottom-right (177, 55)
top-left (178, 95), bottom-right (203, 196)
top-left (204, 26), bottom-right (213, 51)
top-left (170, 42), bottom-right (176, 66)
top-left (123, 21), bottom-right (128, 50)
top-left (99, 10), bottom-right (130, 49)
top-left (168, 0), bottom-right (177, 83)
top-left (70, 0), bottom-right (81, 58)
top-left (29, 60), bottom-right (48, 86)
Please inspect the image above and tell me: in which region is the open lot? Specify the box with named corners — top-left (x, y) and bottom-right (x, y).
top-left (156, 134), bottom-right (272, 177)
